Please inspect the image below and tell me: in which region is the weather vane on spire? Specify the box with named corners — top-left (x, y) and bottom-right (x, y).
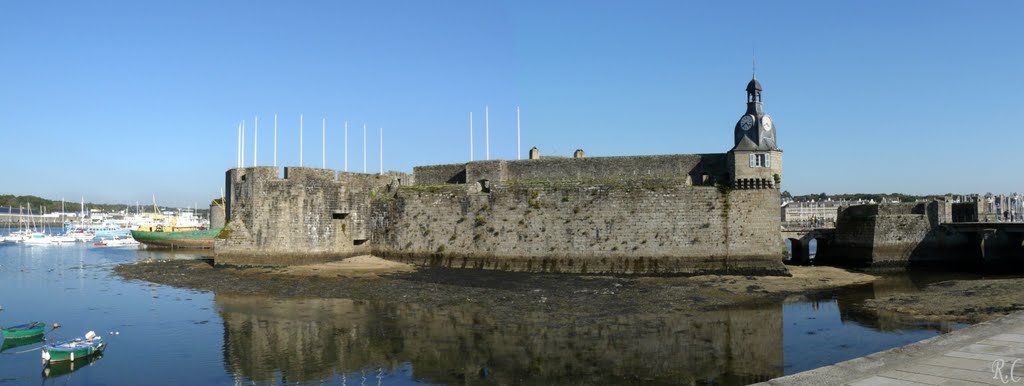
top-left (752, 48), bottom-right (757, 79)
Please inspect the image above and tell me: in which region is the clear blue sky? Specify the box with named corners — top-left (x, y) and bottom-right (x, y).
top-left (2, 1), bottom-right (1022, 206)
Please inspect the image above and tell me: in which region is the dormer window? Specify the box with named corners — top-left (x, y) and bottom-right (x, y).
top-left (749, 153), bottom-right (771, 168)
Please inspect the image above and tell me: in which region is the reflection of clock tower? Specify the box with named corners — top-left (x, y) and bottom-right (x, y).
top-left (728, 75), bottom-right (782, 189)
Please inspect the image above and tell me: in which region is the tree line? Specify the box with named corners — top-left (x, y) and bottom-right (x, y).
top-left (0, 194), bottom-right (199, 215)
top-left (781, 191), bottom-right (946, 203)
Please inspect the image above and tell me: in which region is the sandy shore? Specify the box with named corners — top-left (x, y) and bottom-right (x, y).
top-left (269, 255), bottom-right (416, 278)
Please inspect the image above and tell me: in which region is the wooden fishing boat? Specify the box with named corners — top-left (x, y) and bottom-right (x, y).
top-left (1, 321), bottom-right (45, 340)
top-left (41, 331), bottom-right (106, 363)
top-left (130, 227), bottom-right (221, 249)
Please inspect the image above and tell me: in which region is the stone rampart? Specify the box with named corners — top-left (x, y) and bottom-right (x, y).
top-left (370, 178), bottom-right (785, 275)
top-left (413, 163), bottom-right (465, 185)
top-left (215, 166), bottom-right (407, 265)
top-left (216, 151), bottom-right (785, 275)
top-left (821, 201), bottom-right (968, 268)
top-left (414, 153), bottom-right (728, 188)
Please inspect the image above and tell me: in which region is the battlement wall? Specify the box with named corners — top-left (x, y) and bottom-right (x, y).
top-left (824, 201), bottom-right (966, 267)
top-left (370, 179), bottom-right (785, 275)
top-left (414, 163), bottom-right (466, 185)
top-left (412, 154), bottom-right (728, 188)
top-left (216, 166), bottom-right (409, 265)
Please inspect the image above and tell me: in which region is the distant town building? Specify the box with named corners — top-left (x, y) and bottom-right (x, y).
top-left (781, 199), bottom-right (880, 228)
top-left (951, 193), bottom-right (1023, 222)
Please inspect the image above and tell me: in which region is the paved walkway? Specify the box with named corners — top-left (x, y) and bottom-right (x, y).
top-left (757, 311), bottom-right (1024, 385)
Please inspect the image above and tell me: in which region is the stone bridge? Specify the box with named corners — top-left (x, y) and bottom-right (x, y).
top-left (781, 218), bottom-right (1024, 268)
top-left (943, 222), bottom-right (1024, 261)
top-left (780, 227), bottom-right (834, 264)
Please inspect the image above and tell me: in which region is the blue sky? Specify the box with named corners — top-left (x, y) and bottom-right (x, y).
top-left (1, 1), bottom-right (1022, 206)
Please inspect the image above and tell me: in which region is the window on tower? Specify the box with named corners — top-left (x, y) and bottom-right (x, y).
top-left (749, 154), bottom-right (771, 168)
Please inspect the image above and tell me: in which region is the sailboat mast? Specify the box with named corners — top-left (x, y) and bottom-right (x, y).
top-left (300, 114), bottom-right (304, 167)
top-left (274, 113), bottom-right (278, 167)
top-left (322, 117), bottom-right (326, 169)
top-left (254, 115), bottom-right (258, 167)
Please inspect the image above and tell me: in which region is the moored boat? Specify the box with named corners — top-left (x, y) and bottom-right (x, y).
top-left (2, 321), bottom-right (46, 340)
top-left (41, 331), bottom-right (106, 363)
top-left (94, 235), bottom-right (140, 247)
top-left (130, 228), bottom-right (221, 249)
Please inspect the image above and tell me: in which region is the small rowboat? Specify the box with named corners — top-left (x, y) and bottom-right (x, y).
top-left (42, 331), bottom-right (106, 363)
top-left (2, 321), bottom-right (46, 340)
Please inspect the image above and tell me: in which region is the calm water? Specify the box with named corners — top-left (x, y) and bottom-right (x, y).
top-left (0, 238), bottom-right (968, 385)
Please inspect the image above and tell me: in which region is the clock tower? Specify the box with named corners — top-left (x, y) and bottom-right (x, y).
top-left (729, 75), bottom-right (782, 189)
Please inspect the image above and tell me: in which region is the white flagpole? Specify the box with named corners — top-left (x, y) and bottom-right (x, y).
top-left (517, 106), bottom-right (521, 160)
top-left (366, 123), bottom-right (370, 173)
top-left (379, 127), bottom-right (383, 175)
top-left (273, 113), bottom-right (278, 167)
top-left (241, 120), bottom-right (246, 168)
top-left (344, 121), bottom-right (348, 172)
top-left (254, 115), bottom-right (258, 167)
top-left (485, 105), bottom-right (489, 160)
top-left (470, 112), bottom-right (474, 161)
top-left (299, 114), bottom-right (304, 167)
top-left (322, 117), bottom-right (326, 169)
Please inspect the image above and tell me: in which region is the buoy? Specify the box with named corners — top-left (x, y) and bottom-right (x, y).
top-left (52, 323), bottom-right (59, 329)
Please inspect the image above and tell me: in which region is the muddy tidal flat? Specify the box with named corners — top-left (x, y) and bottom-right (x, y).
top-left (72, 254), bottom-right (975, 384)
top-left (865, 277), bottom-right (1024, 323)
top-left (114, 257), bottom-right (875, 319)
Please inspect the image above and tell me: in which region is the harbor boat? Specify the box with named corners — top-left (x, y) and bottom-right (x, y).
top-left (1, 230), bottom-right (32, 243)
top-left (130, 227), bottom-right (221, 249)
top-left (41, 331), bottom-right (106, 363)
top-left (93, 235), bottom-right (140, 247)
top-left (23, 233), bottom-right (75, 245)
top-left (65, 229), bottom-right (97, 242)
top-left (2, 321), bottom-right (46, 340)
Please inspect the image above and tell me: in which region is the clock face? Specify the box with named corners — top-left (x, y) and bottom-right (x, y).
top-left (739, 115), bottom-right (754, 131)
top-left (762, 116), bottom-right (773, 131)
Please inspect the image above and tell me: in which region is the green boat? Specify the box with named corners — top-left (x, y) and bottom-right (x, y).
top-left (130, 227), bottom-right (222, 249)
top-left (41, 331), bottom-right (106, 363)
top-left (1, 321), bottom-right (45, 340)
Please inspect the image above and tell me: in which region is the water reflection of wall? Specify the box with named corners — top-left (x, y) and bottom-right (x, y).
top-left (216, 294), bottom-right (784, 385)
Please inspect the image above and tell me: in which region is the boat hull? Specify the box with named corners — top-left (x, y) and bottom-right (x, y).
top-left (130, 228), bottom-right (221, 249)
top-left (2, 322), bottom-right (45, 340)
top-left (42, 341), bottom-right (105, 363)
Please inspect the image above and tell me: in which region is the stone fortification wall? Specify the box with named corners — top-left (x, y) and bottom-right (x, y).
top-left (824, 201), bottom-right (966, 268)
top-left (413, 154), bottom-right (728, 188)
top-left (215, 166), bottom-right (406, 265)
top-left (413, 163), bottom-right (465, 185)
top-left (209, 203), bottom-right (225, 229)
top-left (370, 179), bottom-right (785, 275)
top-left (501, 154), bottom-right (727, 182)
